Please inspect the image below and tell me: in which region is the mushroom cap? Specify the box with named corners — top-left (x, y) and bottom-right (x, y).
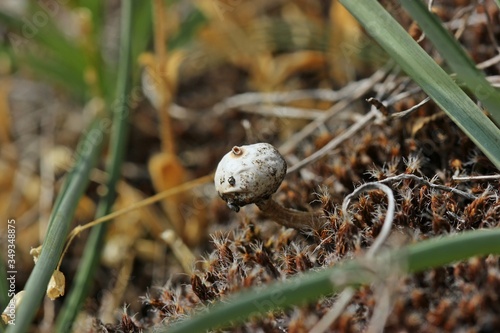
top-left (214, 143), bottom-right (287, 211)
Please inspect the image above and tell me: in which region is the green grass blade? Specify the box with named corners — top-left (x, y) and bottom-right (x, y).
top-left (168, 9), bottom-right (207, 50)
top-left (5, 117), bottom-right (106, 333)
top-left (0, 268), bottom-right (5, 330)
top-left (27, 3), bottom-right (87, 69)
top-left (130, 1), bottom-right (152, 77)
top-left (54, 1), bottom-right (134, 330)
top-left (164, 229), bottom-right (500, 333)
top-left (0, 258), bottom-right (8, 310)
top-left (0, 7), bottom-right (87, 73)
top-left (338, 0), bottom-right (500, 169)
top-left (21, 53), bottom-right (88, 99)
top-left (2, 3), bottom-right (115, 113)
top-left (0, 6), bottom-right (93, 99)
top-left (400, 0), bottom-right (500, 125)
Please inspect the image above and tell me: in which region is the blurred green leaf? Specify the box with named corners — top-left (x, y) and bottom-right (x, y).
top-left (22, 52), bottom-right (88, 99)
top-left (168, 8), bottom-right (207, 50)
top-left (131, 0), bottom-right (152, 76)
top-left (0, 2), bottom-right (114, 100)
top-left (0, 258), bottom-right (8, 311)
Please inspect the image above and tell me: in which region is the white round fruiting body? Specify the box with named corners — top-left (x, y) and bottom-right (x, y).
top-left (214, 143), bottom-right (287, 212)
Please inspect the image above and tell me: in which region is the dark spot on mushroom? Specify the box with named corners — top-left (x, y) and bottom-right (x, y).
top-left (227, 202), bottom-right (240, 212)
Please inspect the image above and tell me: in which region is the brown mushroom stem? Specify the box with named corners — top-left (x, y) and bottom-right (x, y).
top-left (255, 198), bottom-right (324, 230)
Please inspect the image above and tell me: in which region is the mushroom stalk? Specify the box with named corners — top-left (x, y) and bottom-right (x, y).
top-left (214, 143), bottom-right (323, 230)
top-left (256, 198), bottom-right (323, 230)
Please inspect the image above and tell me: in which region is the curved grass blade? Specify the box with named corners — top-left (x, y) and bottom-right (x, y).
top-left (54, 0), bottom-right (134, 331)
top-left (0, 8), bottom-right (87, 84)
top-left (163, 229), bottom-right (500, 333)
top-left (400, 0), bottom-right (500, 125)
top-left (5, 119), bottom-right (105, 333)
top-left (0, 256), bottom-right (8, 308)
top-left (0, 4), bottom-right (107, 100)
top-left (338, 0), bottom-right (500, 169)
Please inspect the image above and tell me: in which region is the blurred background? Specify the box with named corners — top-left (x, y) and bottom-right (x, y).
top-left (4, 0), bottom-right (498, 332)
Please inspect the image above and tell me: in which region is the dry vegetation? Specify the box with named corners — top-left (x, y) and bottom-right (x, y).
top-left (1, 0), bottom-right (500, 332)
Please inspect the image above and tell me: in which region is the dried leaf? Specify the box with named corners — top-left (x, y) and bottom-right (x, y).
top-left (148, 152), bottom-right (186, 233)
top-left (2, 291), bottom-right (25, 324)
top-left (47, 270), bottom-right (65, 300)
top-left (30, 246), bottom-right (42, 264)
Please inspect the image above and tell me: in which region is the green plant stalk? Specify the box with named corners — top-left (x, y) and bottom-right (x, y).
top-left (54, 0), bottom-right (134, 331)
top-left (338, 0), bottom-right (500, 169)
top-left (0, 257), bottom-right (8, 311)
top-left (130, 1), bottom-right (152, 64)
top-left (0, 257), bottom-right (7, 333)
top-left (400, 0), bottom-right (500, 125)
top-left (164, 229), bottom-right (500, 333)
top-left (5, 117), bottom-right (105, 333)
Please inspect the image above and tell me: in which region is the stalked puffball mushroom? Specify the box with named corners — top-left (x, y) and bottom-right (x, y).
top-left (214, 143), bottom-right (322, 229)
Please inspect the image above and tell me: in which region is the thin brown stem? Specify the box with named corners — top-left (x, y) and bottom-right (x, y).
top-left (255, 198), bottom-right (323, 230)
